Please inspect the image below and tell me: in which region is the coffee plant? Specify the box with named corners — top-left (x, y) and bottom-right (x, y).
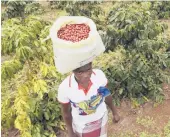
top-left (49, 1), bottom-right (69, 10)
top-left (1, 1), bottom-right (44, 21)
top-left (65, 1), bottom-right (106, 30)
top-left (1, 16), bottom-right (66, 137)
top-left (94, 3), bottom-right (170, 105)
top-left (1, 1), bottom-right (8, 6)
top-left (1, 1), bottom-right (31, 21)
top-left (164, 120), bottom-right (170, 137)
top-left (25, 2), bottom-right (44, 15)
top-left (49, 1), bottom-right (101, 10)
top-left (150, 1), bottom-right (170, 19)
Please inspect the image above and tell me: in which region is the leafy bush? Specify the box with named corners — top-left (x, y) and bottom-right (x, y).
top-left (164, 120), bottom-right (170, 137)
top-left (49, 1), bottom-right (69, 10)
top-left (1, 1), bottom-right (31, 21)
top-left (65, 1), bottom-right (106, 30)
top-left (150, 1), bottom-right (170, 19)
top-left (49, 1), bottom-right (102, 10)
top-left (1, 1), bottom-right (8, 6)
top-left (1, 16), bottom-right (66, 137)
top-left (94, 3), bottom-right (170, 105)
top-left (136, 116), bottom-right (155, 128)
top-left (1, 1), bottom-right (44, 21)
top-left (1, 59), bottom-right (22, 79)
top-left (25, 2), bottom-right (44, 15)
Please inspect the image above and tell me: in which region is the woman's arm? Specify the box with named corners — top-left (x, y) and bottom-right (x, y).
top-left (105, 95), bottom-right (120, 123)
top-left (61, 103), bottom-right (77, 137)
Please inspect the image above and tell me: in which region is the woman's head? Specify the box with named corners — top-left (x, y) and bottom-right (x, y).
top-left (73, 62), bottom-right (92, 84)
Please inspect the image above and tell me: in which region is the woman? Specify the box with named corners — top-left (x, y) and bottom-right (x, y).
top-left (58, 62), bottom-right (120, 137)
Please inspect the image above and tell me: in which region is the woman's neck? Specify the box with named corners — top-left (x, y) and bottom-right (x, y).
top-left (74, 76), bottom-right (89, 90)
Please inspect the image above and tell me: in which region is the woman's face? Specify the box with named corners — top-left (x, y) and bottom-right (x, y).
top-left (73, 62), bottom-right (92, 84)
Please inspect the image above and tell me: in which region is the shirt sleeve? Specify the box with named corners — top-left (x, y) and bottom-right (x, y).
top-left (95, 69), bottom-right (108, 87)
top-left (57, 84), bottom-right (70, 104)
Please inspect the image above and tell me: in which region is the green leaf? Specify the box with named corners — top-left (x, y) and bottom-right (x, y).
top-left (119, 88), bottom-right (123, 95)
top-left (39, 80), bottom-right (47, 92)
top-left (48, 91), bottom-right (55, 99)
top-left (119, 12), bottom-right (126, 21)
top-left (33, 82), bottom-right (40, 93)
top-left (44, 112), bottom-right (49, 120)
top-left (49, 134), bottom-right (56, 137)
top-left (40, 64), bottom-right (48, 77)
top-left (141, 81), bottom-right (147, 88)
top-left (162, 61), bottom-right (167, 68)
top-left (137, 62), bottom-right (144, 71)
top-left (44, 131), bottom-right (50, 136)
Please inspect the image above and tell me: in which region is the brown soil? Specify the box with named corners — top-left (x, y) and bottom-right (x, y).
top-left (1, 128), bottom-right (19, 137)
top-left (108, 83), bottom-right (170, 137)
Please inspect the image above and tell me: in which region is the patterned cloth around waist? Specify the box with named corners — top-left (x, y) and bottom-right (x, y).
top-left (73, 111), bottom-right (108, 137)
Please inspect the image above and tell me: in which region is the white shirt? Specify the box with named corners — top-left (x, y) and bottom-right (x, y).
top-left (57, 69), bottom-right (109, 127)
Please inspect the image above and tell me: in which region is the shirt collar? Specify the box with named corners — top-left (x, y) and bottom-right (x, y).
top-left (69, 70), bottom-right (95, 88)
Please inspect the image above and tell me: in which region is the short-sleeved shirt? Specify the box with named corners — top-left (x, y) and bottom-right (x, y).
top-left (57, 69), bottom-right (108, 126)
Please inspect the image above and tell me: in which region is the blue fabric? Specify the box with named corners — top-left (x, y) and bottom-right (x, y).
top-left (98, 86), bottom-right (111, 97)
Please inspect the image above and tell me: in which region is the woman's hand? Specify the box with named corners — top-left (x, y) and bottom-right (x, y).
top-left (112, 113), bottom-right (120, 123)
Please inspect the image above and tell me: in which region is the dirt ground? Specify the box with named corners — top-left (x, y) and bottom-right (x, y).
top-left (107, 83), bottom-right (170, 137)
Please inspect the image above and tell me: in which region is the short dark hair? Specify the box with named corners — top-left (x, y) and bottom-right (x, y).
top-left (73, 62), bottom-right (92, 72)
